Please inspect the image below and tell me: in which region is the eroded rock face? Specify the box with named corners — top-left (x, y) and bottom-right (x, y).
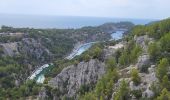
top-left (0, 42), bottom-right (19, 56)
top-left (38, 87), bottom-right (48, 100)
top-left (142, 88), bottom-right (154, 98)
top-left (48, 59), bottom-right (106, 97)
top-left (103, 42), bottom-right (124, 61)
top-left (134, 35), bottom-right (154, 53)
top-left (136, 54), bottom-right (150, 72)
top-left (18, 38), bottom-right (52, 62)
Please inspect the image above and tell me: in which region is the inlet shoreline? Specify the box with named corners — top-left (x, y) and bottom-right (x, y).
top-left (28, 30), bottom-right (125, 83)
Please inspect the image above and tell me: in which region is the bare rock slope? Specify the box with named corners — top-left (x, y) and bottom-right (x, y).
top-left (48, 59), bottom-right (106, 97)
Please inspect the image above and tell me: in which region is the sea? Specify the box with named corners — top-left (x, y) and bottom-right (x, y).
top-left (0, 14), bottom-right (156, 29)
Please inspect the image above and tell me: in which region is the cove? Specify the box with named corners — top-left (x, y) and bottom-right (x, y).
top-left (28, 30), bottom-right (125, 83)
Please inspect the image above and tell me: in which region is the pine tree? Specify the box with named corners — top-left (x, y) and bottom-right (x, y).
top-left (131, 68), bottom-right (141, 85)
top-left (114, 80), bottom-right (130, 100)
top-left (156, 58), bottom-right (169, 81)
top-left (148, 42), bottom-right (161, 60)
top-left (156, 88), bottom-right (170, 100)
top-left (106, 57), bottom-right (116, 70)
top-left (161, 75), bottom-right (170, 90)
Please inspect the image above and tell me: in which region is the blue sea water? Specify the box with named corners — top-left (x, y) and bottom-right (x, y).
top-left (0, 14), bottom-right (156, 29)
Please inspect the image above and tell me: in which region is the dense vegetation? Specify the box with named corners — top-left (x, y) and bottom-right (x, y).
top-left (1, 18), bottom-right (170, 99)
top-left (78, 18), bottom-right (170, 100)
top-left (0, 22), bottom-right (134, 99)
top-left (78, 39), bottom-right (142, 100)
top-left (129, 18), bottom-right (170, 99)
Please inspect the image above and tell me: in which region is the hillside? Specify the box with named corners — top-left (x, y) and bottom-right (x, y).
top-left (0, 18), bottom-right (170, 99)
top-left (39, 18), bottom-right (170, 100)
top-left (0, 22), bottom-right (133, 99)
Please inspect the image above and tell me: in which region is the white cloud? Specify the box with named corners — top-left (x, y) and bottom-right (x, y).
top-left (0, 0), bottom-right (169, 19)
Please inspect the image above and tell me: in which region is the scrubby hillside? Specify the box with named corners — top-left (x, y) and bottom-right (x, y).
top-left (1, 18), bottom-right (170, 99)
top-left (38, 18), bottom-right (170, 100)
top-left (79, 18), bottom-right (170, 100)
top-left (0, 22), bottom-right (133, 99)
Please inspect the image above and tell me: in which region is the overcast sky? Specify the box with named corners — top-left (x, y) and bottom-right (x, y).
top-left (0, 0), bottom-right (169, 19)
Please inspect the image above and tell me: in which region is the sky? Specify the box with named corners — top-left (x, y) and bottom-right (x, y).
top-left (0, 0), bottom-right (170, 19)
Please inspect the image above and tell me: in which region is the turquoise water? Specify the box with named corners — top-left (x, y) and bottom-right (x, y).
top-left (29, 30), bottom-right (124, 83)
top-left (0, 14), bottom-right (155, 29)
top-left (35, 64), bottom-right (54, 83)
top-left (111, 31), bottom-right (124, 40)
top-left (66, 42), bottom-right (97, 60)
top-left (28, 63), bottom-right (53, 83)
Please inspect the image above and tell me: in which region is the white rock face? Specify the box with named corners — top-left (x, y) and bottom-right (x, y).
top-left (48, 59), bottom-right (106, 97)
top-left (111, 78), bottom-right (131, 100)
top-left (108, 43), bottom-right (124, 49)
top-left (148, 65), bottom-right (155, 73)
top-left (0, 42), bottom-right (19, 56)
top-left (136, 54), bottom-right (150, 71)
top-left (134, 35), bottom-right (153, 53)
top-left (129, 65), bottom-right (157, 98)
top-left (142, 87), bottom-right (154, 98)
top-left (130, 81), bottom-right (140, 90)
top-left (104, 42), bottom-right (124, 60)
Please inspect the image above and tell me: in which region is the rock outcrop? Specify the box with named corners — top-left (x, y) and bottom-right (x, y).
top-left (103, 42), bottom-right (124, 60)
top-left (0, 42), bottom-right (19, 56)
top-left (48, 59), bottom-right (106, 97)
top-left (38, 87), bottom-right (48, 100)
top-left (136, 54), bottom-right (150, 72)
top-left (18, 38), bottom-right (52, 62)
top-left (134, 35), bottom-right (153, 53)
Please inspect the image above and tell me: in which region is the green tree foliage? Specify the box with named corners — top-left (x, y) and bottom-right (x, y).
top-left (156, 88), bottom-right (170, 100)
top-left (0, 46), bottom-right (4, 54)
top-left (148, 42), bottom-right (161, 60)
top-left (95, 69), bottom-right (119, 99)
top-left (130, 18), bottom-right (170, 40)
top-left (131, 25), bottom-right (146, 36)
top-left (92, 46), bottom-right (102, 59)
top-left (78, 84), bottom-right (94, 96)
top-left (131, 90), bottom-right (142, 99)
top-left (78, 44), bottom-right (104, 62)
top-left (159, 19), bottom-right (170, 34)
top-left (119, 50), bottom-right (129, 66)
top-left (114, 80), bottom-right (130, 100)
top-left (156, 58), bottom-right (169, 81)
top-left (131, 68), bottom-right (141, 85)
top-left (106, 57), bottom-right (116, 70)
top-left (0, 80), bottom-right (42, 99)
top-left (146, 23), bottom-right (159, 38)
top-left (161, 75), bottom-right (170, 90)
top-left (80, 62), bottom-right (119, 100)
top-left (119, 44), bottom-right (141, 67)
top-left (160, 32), bottom-right (170, 52)
top-left (83, 54), bottom-right (91, 62)
top-left (81, 92), bottom-right (96, 100)
top-left (130, 45), bottom-right (142, 63)
top-left (151, 82), bottom-right (162, 98)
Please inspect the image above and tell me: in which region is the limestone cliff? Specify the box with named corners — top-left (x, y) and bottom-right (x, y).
top-left (48, 59), bottom-right (106, 97)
